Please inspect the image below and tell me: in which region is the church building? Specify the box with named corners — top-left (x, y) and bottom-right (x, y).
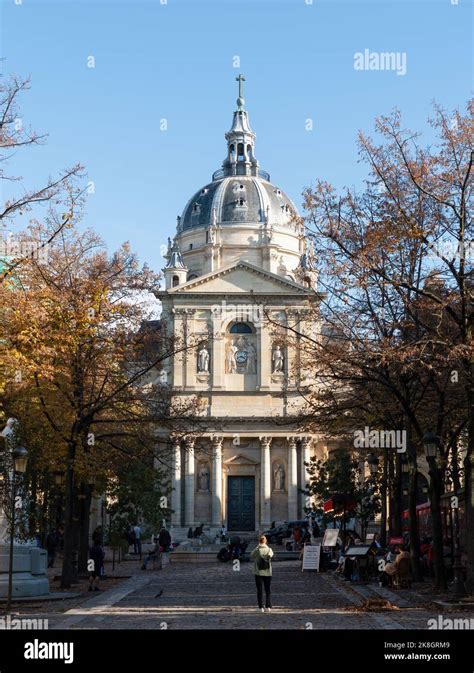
top-left (158, 76), bottom-right (335, 536)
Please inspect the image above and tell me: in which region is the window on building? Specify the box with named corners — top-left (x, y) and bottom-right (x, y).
top-left (237, 143), bottom-right (245, 161)
top-left (229, 323), bottom-right (253, 334)
top-left (172, 275), bottom-right (179, 287)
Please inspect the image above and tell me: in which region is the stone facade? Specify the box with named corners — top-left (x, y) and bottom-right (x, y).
top-left (157, 77), bottom-right (333, 536)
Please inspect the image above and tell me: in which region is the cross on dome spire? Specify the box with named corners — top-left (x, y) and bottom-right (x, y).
top-left (236, 73), bottom-right (246, 111)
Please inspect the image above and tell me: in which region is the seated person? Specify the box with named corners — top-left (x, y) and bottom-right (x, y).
top-left (217, 545), bottom-right (231, 562)
top-left (193, 523), bottom-right (204, 538)
top-left (141, 537), bottom-right (161, 570)
top-left (379, 545), bottom-right (410, 586)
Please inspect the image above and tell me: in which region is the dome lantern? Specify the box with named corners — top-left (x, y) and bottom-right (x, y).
top-left (220, 74), bottom-right (262, 180)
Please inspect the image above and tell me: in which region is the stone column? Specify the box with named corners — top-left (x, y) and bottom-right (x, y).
top-left (211, 436), bottom-right (223, 526)
top-left (211, 313), bottom-right (225, 390)
top-left (259, 436), bottom-right (272, 527)
top-left (184, 309), bottom-right (197, 388)
top-left (184, 436), bottom-right (195, 527)
top-left (301, 436), bottom-right (312, 516)
top-left (258, 325), bottom-right (272, 390)
top-left (171, 438), bottom-right (182, 528)
top-left (287, 436), bottom-right (298, 521)
top-left (172, 309), bottom-right (185, 387)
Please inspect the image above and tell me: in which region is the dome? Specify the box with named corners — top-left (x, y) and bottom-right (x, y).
top-left (170, 75), bottom-right (309, 281)
top-left (179, 175), bottom-right (298, 232)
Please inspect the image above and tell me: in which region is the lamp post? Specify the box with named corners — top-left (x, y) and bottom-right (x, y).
top-left (6, 445), bottom-right (29, 614)
top-left (423, 431), bottom-right (439, 460)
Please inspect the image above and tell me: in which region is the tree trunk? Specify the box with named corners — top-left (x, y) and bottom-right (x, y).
top-left (60, 442), bottom-right (78, 589)
top-left (391, 453), bottom-right (403, 537)
top-left (78, 483), bottom-right (92, 573)
top-left (428, 458), bottom-right (447, 590)
top-left (407, 425), bottom-right (422, 581)
top-left (465, 377), bottom-right (474, 595)
top-left (380, 447), bottom-right (388, 546)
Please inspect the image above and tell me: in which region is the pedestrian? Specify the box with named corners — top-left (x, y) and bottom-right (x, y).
top-left (250, 535), bottom-right (274, 613)
top-left (88, 539), bottom-right (105, 591)
top-left (127, 525), bottom-right (136, 550)
top-left (133, 523), bottom-right (142, 556)
top-left (45, 529), bottom-right (58, 568)
top-left (158, 526), bottom-right (171, 552)
top-left (220, 524), bottom-right (227, 543)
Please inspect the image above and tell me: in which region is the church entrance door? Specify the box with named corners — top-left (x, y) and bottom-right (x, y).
top-left (227, 476), bottom-right (255, 531)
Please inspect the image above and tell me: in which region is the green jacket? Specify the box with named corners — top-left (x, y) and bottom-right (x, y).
top-left (250, 543), bottom-right (274, 576)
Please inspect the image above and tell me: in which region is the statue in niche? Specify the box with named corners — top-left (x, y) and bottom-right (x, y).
top-left (273, 462), bottom-right (286, 491)
top-left (272, 345), bottom-right (284, 373)
top-left (226, 340), bottom-right (238, 373)
top-left (245, 340), bottom-right (257, 374)
top-left (197, 344), bottom-right (210, 373)
top-left (198, 464), bottom-right (210, 492)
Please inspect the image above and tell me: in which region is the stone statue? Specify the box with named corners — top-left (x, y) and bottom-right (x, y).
top-left (272, 345), bottom-right (284, 373)
top-left (197, 345), bottom-right (210, 373)
top-left (273, 463), bottom-right (285, 491)
top-left (226, 340), bottom-right (238, 373)
top-left (245, 340), bottom-right (257, 374)
top-left (198, 464), bottom-right (210, 491)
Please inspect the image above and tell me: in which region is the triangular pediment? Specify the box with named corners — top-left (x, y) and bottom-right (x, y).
top-left (168, 261), bottom-right (313, 295)
top-left (224, 453), bottom-right (259, 466)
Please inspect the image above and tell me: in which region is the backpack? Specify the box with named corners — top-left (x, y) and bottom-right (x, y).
top-left (257, 553), bottom-right (270, 570)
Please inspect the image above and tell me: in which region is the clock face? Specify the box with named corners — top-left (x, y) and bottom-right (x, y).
top-left (235, 350), bottom-right (248, 365)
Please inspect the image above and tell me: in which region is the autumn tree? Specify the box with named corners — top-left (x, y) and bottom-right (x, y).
top-left (1, 214), bottom-right (202, 588)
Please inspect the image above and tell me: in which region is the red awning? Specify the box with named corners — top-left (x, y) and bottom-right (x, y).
top-left (323, 495), bottom-right (357, 514)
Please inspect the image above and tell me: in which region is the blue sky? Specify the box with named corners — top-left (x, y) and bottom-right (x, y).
top-left (1, 0), bottom-right (472, 272)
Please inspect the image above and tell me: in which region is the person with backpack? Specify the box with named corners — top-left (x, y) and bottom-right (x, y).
top-left (250, 535), bottom-right (274, 612)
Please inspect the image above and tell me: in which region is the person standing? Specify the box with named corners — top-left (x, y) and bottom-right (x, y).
top-left (88, 539), bottom-right (105, 591)
top-left (133, 523), bottom-right (142, 556)
top-left (45, 529), bottom-right (58, 568)
top-left (250, 535), bottom-right (274, 613)
top-left (158, 527), bottom-right (171, 552)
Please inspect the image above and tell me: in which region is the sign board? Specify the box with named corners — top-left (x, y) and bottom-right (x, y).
top-left (365, 533), bottom-right (375, 542)
top-left (389, 537), bottom-right (404, 546)
top-left (344, 544), bottom-right (372, 557)
top-left (322, 529), bottom-right (339, 547)
top-left (302, 544), bottom-right (321, 572)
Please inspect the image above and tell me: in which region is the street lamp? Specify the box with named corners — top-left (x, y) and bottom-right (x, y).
top-left (423, 431), bottom-right (440, 459)
top-left (6, 444), bottom-right (29, 614)
top-left (367, 453), bottom-right (379, 476)
top-left (54, 471), bottom-right (65, 487)
top-left (13, 446), bottom-right (28, 474)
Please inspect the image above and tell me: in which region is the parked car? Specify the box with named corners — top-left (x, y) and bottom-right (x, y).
top-left (263, 520), bottom-right (310, 545)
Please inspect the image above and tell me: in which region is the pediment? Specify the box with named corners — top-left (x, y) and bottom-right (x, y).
top-left (169, 261), bottom-right (312, 295)
top-left (224, 453), bottom-right (259, 466)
